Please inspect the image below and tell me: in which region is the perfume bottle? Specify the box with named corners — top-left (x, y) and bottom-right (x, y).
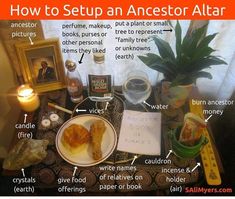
top-left (87, 53), bottom-right (114, 102)
top-left (65, 59), bottom-right (83, 103)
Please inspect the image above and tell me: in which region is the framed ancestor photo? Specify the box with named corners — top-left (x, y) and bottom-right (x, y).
top-left (16, 38), bottom-right (66, 93)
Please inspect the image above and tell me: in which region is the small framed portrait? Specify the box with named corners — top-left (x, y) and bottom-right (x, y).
top-left (16, 38), bottom-right (66, 93)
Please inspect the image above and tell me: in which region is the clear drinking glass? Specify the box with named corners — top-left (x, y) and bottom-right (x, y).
top-left (122, 71), bottom-right (152, 105)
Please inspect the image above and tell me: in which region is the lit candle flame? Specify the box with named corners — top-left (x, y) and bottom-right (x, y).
top-left (19, 88), bottom-right (33, 97)
top-left (17, 84), bottom-right (40, 112)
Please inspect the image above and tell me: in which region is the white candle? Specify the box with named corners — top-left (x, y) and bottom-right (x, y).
top-left (17, 84), bottom-right (40, 112)
top-left (41, 119), bottom-right (51, 128)
top-left (49, 113), bottom-right (59, 122)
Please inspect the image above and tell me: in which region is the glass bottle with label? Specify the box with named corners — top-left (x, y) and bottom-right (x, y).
top-left (65, 59), bottom-right (83, 103)
top-left (87, 53), bottom-right (114, 102)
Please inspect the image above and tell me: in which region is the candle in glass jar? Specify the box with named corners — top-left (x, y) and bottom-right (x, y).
top-left (17, 84), bottom-right (40, 112)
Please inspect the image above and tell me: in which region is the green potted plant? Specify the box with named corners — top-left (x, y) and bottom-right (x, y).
top-left (138, 21), bottom-right (227, 108)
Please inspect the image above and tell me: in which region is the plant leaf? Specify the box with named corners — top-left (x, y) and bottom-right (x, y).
top-left (161, 57), bottom-right (177, 71)
top-left (207, 56), bottom-right (227, 65)
top-left (192, 47), bottom-right (215, 61)
top-left (152, 37), bottom-right (175, 62)
top-left (175, 20), bottom-right (182, 59)
top-left (138, 54), bottom-right (175, 79)
top-left (167, 20), bottom-right (173, 28)
top-left (170, 74), bottom-right (187, 87)
top-left (182, 25), bottom-right (207, 58)
top-left (138, 53), bottom-right (162, 67)
top-left (197, 33), bottom-right (217, 49)
top-left (184, 56), bottom-right (227, 73)
top-left (147, 64), bottom-right (175, 78)
top-left (190, 25), bottom-right (207, 50)
top-left (177, 54), bottom-right (192, 71)
top-left (181, 36), bottom-right (192, 54)
top-left (191, 71), bottom-right (213, 83)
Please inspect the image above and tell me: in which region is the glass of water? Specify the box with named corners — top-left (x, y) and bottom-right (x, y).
top-left (122, 70), bottom-right (152, 105)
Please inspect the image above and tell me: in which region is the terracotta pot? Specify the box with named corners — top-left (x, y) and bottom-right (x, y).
top-left (161, 81), bottom-right (193, 109)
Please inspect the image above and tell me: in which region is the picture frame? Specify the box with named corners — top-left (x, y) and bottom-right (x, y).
top-left (15, 38), bottom-right (66, 93)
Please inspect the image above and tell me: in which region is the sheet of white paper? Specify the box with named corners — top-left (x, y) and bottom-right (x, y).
top-left (117, 110), bottom-right (161, 155)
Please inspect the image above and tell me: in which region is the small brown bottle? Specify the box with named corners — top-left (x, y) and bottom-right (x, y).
top-left (65, 59), bottom-right (83, 103)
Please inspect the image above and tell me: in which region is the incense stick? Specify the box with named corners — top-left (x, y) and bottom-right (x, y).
top-left (48, 102), bottom-right (72, 114)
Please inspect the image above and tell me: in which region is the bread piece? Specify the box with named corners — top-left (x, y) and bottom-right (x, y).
top-left (61, 124), bottom-right (90, 153)
top-left (90, 120), bottom-right (106, 160)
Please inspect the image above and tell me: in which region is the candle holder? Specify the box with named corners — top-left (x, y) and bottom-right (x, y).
top-left (17, 84), bottom-right (40, 112)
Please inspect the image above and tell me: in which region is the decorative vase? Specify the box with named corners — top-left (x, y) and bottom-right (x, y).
top-left (168, 126), bottom-right (208, 159)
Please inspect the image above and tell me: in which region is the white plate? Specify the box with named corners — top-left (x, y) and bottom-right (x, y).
top-left (56, 114), bottom-right (117, 167)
